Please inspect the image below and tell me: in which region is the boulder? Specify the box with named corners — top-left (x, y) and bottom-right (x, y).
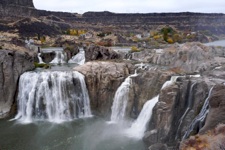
top-left (0, 49), bottom-right (35, 118)
top-left (84, 45), bottom-right (121, 62)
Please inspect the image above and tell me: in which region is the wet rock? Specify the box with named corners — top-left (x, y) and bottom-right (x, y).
top-left (84, 45), bottom-right (121, 62)
top-left (144, 78), bottom-right (209, 148)
top-left (74, 61), bottom-right (132, 117)
top-left (0, 49), bottom-right (35, 118)
top-left (148, 143), bottom-right (168, 150)
top-left (200, 84), bottom-right (225, 133)
top-left (127, 70), bottom-right (172, 118)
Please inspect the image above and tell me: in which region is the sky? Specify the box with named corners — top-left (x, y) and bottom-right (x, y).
top-left (33, 0), bottom-right (225, 14)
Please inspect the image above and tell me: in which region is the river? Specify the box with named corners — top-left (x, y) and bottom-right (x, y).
top-left (205, 39), bottom-right (225, 47)
top-left (0, 117), bottom-right (145, 150)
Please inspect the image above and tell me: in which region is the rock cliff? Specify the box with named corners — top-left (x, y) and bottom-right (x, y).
top-left (0, 49), bottom-right (35, 118)
top-left (0, 0), bottom-right (34, 8)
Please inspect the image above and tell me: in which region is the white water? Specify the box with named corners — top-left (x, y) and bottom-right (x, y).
top-left (68, 48), bottom-right (85, 65)
top-left (125, 76), bottom-right (178, 139)
top-left (161, 76), bottom-right (180, 89)
top-left (37, 53), bottom-right (45, 64)
top-left (175, 82), bottom-right (197, 139)
top-left (110, 73), bottom-right (138, 123)
top-left (125, 96), bottom-right (159, 139)
top-left (14, 71), bottom-right (92, 123)
top-left (50, 51), bottom-right (66, 64)
top-left (182, 87), bottom-right (214, 140)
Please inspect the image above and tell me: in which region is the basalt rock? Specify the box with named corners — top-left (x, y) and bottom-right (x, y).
top-left (0, 49), bottom-right (35, 118)
top-left (0, 0), bottom-right (34, 8)
top-left (84, 45), bottom-right (121, 62)
top-left (144, 78), bottom-right (209, 148)
top-left (127, 69), bottom-right (173, 118)
top-left (74, 61), bottom-right (132, 117)
top-left (200, 84), bottom-right (225, 133)
top-left (132, 42), bottom-right (223, 74)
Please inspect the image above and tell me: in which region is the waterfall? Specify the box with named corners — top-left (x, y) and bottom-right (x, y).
top-left (14, 71), bottom-right (92, 123)
top-left (125, 76), bottom-right (178, 139)
top-left (125, 96), bottom-right (159, 139)
top-left (175, 82), bottom-right (197, 139)
top-left (161, 76), bottom-right (180, 89)
top-left (37, 53), bottom-right (45, 64)
top-left (69, 48), bottom-right (85, 65)
top-left (50, 51), bottom-right (66, 64)
top-left (182, 87), bottom-right (214, 140)
top-left (110, 72), bottom-right (138, 123)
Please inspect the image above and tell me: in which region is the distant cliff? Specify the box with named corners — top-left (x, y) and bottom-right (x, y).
top-left (0, 0), bottom-right (225, 35)
top-left (0, 0), bottom-right (34, 8)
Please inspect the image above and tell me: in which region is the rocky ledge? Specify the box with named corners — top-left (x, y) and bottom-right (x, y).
top-left (0, 49), bottom-right (35, 118)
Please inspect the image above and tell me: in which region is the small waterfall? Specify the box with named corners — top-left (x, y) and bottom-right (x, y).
top-left (50, 51), bottom-right (66, 64)
top-left (69, 48), bottom-right (85, 65)
top-left (37, 53), bottom-right (45, 64)
top-left (125, 96), bottom-right (159, 139)
top-left (182, 87), bottom-right (214, 140)
top-left (125, 76), bottom-right (178, 139)
top-left (110, 72), bottom-right (138, 123)
top-left (161, 76), bottom-right (180, 89)
top-left (15, 71), bottom-right (92, 123)
top-left (175, 82), bottom-right (197, 139)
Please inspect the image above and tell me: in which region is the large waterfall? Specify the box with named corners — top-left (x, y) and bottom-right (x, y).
top-left (110, 72), bottom-right (138, 123)
top-left (15, 71), bottom-right (92, 123)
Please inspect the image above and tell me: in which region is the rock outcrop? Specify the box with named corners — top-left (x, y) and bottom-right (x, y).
top-left (84, 45), bottom-right (121, 62)
top-left (200, 84), bottom-right (225, 133)
top-left (0, 49), bottom-right (35, 118)
top-left (74, 61), bottom-right (132, 117)
top-left (144, 77), bottom-right (210, 148)
top-left (132, 42), bottom-right (224, 74)
top-left (0, 0), bottom-right (34, 8)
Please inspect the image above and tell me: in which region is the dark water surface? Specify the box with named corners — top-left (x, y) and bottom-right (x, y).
top-left (0, 117), bottom-right (146, 150)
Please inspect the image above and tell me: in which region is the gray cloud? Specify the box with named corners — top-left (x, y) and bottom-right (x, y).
top-left (33, 0), bottom-right (225, 14)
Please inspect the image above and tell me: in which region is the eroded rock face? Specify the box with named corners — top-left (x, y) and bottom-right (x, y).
top-left (200, 84), bottom-right (225, 133)
top-left (74, 61), bottom-right (132, 117)
top-left (127, 70), bottom-right (172, 118)
top-left (132, 42), bottom-right (223, 74)
top-left (144, 78), bottom-right (209, 148)
top-left (84, 45), bottom-right (121, 62)
top-left (0, 0), bottom-right (34, 7)
top-left (0, 49), bottom-right (35, 118)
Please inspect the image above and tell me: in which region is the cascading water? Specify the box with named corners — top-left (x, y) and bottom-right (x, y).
top-left (50, 51), bottom-right (66, 64)
top-left (175, 82), bottom-right (197, 139)
top-left (14, 71), bottom-right (92, 123)
top-left (125, 76), bottom-right (178, 139)
top-left (37, 53), bottom-right (45, 64)
top-left (182, 86), bottom-right (214, 140)
top-left (69, 48), bottom-right (85, 65)
top-left (125, 96), bottom-right (159, 139)
top-left (110, 72), bottom-right (138, 123)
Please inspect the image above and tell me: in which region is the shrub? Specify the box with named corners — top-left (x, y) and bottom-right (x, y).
top-left (34, 62), bottom-right (50, 69)
top-left (167, 38), bottom-right (174, 44)
top-left (130, 46), bottom-right (141, 52)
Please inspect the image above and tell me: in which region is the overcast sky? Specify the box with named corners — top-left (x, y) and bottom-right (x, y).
top-left (33, 0), bottom-right (225, 14)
